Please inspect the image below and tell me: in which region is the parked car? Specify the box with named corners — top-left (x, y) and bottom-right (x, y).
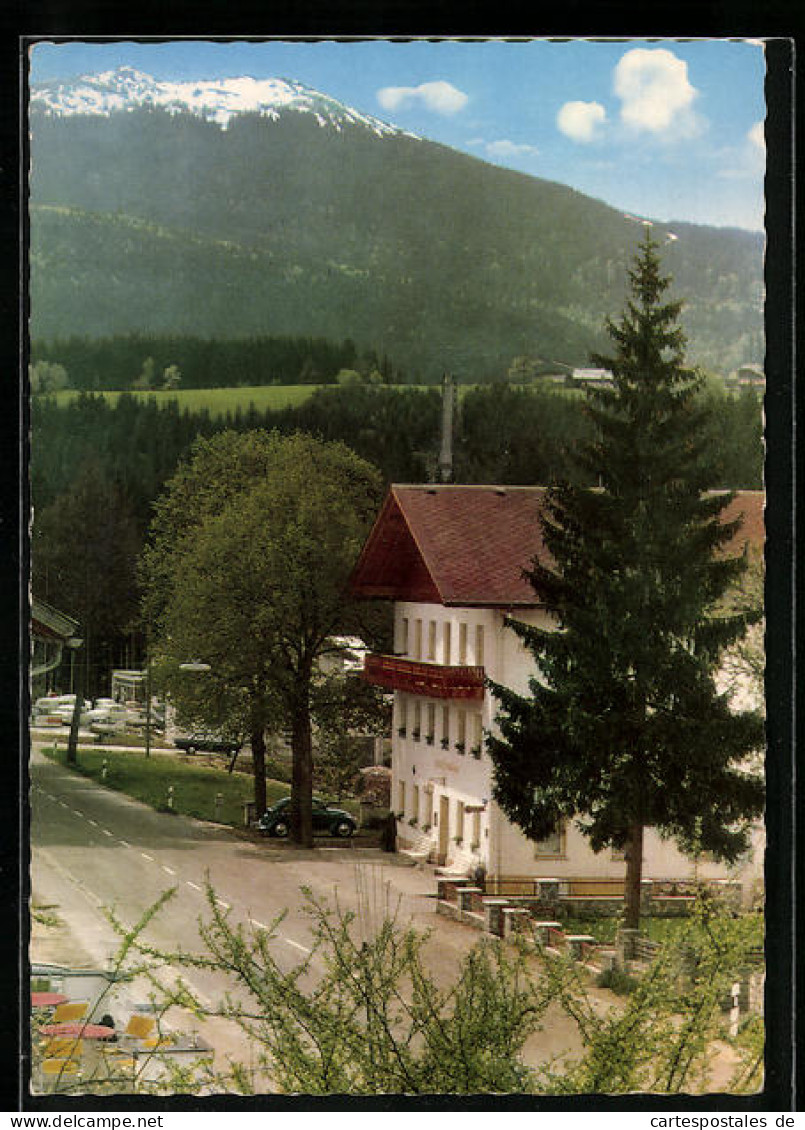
top-left (32, 695), bottom-right (91, 726)
top-left (88, 704), bottom-right (133, 736)
top-left (86, 702), bottom-right (130, 724)
top-left (174, 732), bottom-right (241, 756)
top-left (258, 796), bottom-right (357, 839)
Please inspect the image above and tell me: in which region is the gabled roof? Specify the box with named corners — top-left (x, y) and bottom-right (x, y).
top-left (350, 485), bottom-right (550, 607)
top-left (31, 597), bottom-right (80, 641)
top-left (349, 484), bottom-right (765, 609)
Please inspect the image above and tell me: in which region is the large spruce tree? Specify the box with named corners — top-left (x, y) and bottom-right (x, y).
top-left (487, 230), bottom-right (764, 928)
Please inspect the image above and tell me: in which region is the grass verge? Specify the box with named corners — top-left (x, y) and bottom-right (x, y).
top-left (41, 745), bottom-right (368, 833)
top-left (42, 744), bottom-right (288, 827)
top-left (562, 916), bottom-right (692, 945)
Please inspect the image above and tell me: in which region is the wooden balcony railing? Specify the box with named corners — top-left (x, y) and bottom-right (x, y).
top-left (362, 654), bottom-right (485, 701)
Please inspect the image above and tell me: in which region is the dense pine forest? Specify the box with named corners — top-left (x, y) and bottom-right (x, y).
top-left (31, 381), bottom-right (763, 699)
top-left (30, 333), bottom-right (405, 391)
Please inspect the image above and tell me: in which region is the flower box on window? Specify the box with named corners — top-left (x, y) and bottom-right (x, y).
top-left (426, 735), bottom-right (435, 746)
top-left (440, 737), bottom-right (450, 750)
top-left (454, 741), bottom-right (466, 754)
top-left (397, 726), bottom-right (407, 737)
top-left (408, 817), bottom-right (419, 827)
top-left (411, 729), bottom-right (421, 741)
top-left (470, 746), bottom-right (482, 759)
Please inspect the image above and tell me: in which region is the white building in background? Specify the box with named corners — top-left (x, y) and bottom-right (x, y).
top-left (349, 484), bottom-right (765, 899)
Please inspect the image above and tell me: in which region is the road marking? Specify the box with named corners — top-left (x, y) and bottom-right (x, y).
top-left (282, 936), bottom-right (311, 954)
top-left (141, 852), bottom-right (154, 862)
top-left (215, 898), bottom-right (230, 910)
top-left (162, 865), bottom-right (177, 876)
top-left (101, 828), bottom-right (114, 837)
top-left (186, 881), bottom-right (202, 892)
top-left (249, 918), bottom-right (268, 931)
top-left (87, 818), bottom-right (99, 827)
top-left (118, 839), bottom-right (131, 849)
top-left (70, 808), bottom-right (83, 817)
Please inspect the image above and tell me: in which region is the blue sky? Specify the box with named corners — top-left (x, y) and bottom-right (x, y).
top-left (28, 38), bottom-right (766, 231)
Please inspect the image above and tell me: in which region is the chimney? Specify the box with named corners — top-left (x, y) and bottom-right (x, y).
top-left (438, 372), bottom-right (456, 483)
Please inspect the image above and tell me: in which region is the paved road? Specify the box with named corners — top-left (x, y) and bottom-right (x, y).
top-left (35, 743), bottom-right (591, 1091)
top-left (40, 743), bottom-right (741, 1099)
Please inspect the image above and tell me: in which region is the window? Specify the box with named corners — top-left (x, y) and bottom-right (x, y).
top-left (398, 780), bottom-right (406, 816)
top-left (472, 810), bottom-right (481, 848)
top-left (456, 710), bottom-right (467, 752)
top-left (427, 620), bottom-right (437, 661)
top-left (412, 785), bottom-right (420, 824)
top-left (475, 624), bottom-right (485, 666)
top-left (443, 622), bottom-right (452, 665)
top-left (426, 702), bottom-right (436, 744)
top-left (470, 713), bottom-right (483, 757)
top-left (414, 619), bottom-right (423, 660)
top-left (441, 705), bottom-right (450, 748)
top-left (534, 822), bottom-right (564, 857)
top-left (397, 697), bottom-right (408, 737)
top-left (455, 800), bottom-right (465, 843)
top-left (412, 700), bottom-right (422, 740)
top-left (458, 622), bottom-right (468, 664)
top-left (399, 617), bottom-right (409, 656)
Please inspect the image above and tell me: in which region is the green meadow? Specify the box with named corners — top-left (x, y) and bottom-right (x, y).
top-left (51, 385), bottom-right (323, 416)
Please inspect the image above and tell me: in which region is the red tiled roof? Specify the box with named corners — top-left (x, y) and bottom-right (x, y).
top-left (349, 485), bottom-right (764, 608)
top-left (350, 485), bottom-right (550, 607)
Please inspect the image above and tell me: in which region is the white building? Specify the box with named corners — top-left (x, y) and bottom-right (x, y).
top-left (350, 484), bottom-right (765, 899)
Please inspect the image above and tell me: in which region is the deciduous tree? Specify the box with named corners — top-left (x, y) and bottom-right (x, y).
top-left (140, 430), bottom-right (382, 843)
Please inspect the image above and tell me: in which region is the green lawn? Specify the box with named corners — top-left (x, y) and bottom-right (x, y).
top-left (47, 381), bottom-right (580, 417)
top-left (50, 385), bottom-right (322, 415)
top-left (42, 744), bottom-right (366, 831)
top-left (42, 745), bottom-right (289, 826)
top-left (562, 916), bottom-right (694, 945)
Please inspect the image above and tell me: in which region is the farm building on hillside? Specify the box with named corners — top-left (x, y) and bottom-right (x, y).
top-left (349, 484), bottom-right (765, 904)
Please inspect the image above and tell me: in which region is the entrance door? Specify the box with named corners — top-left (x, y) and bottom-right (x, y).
top-left (438, 795), bottom-right (450, 864)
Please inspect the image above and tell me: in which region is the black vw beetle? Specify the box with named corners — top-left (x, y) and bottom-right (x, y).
top-left (258, 795), bottom-right (356, 838)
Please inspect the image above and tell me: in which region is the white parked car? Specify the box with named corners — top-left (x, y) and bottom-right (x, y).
top-left (87, 703), bottom-right (133, 734)
top-left (33, 695), bottom-right (91, 726)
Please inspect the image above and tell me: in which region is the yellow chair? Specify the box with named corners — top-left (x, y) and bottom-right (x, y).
top-left (42, 1036), bottom-right (82, 1060)
top-left (51, 1000), bottom-right (89, 1024)
top-left (100, 1046), bottom-right (139, 1082)
top-left (122, 1014), bottom-right (156, 1041)
top-left (40, 1057), bottom-right (81, 1089)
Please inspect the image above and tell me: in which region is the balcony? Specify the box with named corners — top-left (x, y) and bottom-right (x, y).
top-left (362, 654), bottom-right (485, 701)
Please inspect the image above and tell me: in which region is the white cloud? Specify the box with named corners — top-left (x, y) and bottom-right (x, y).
top-left (484, 139), bottom-right (540, 158)
top-left (556, 100), bottom-right (606, 143)
top-left (748, 120), bottom-right (765, 151)
top-left (613, 48), bottom-right (702, 136)
top-left (377, 80), bottom-right (468, 116)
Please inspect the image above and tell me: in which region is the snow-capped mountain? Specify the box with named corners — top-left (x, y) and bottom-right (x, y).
top-left (28, 65), bottom-right (764, 377)
top-left (30, 65), bottom-right (418, 137)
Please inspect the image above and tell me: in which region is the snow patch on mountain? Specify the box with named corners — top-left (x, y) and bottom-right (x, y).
top-left (31, 65), bottom-right (420, 138)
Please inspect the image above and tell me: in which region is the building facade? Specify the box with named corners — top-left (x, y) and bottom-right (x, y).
top-left (350, 485), bottom-right (765, 898)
